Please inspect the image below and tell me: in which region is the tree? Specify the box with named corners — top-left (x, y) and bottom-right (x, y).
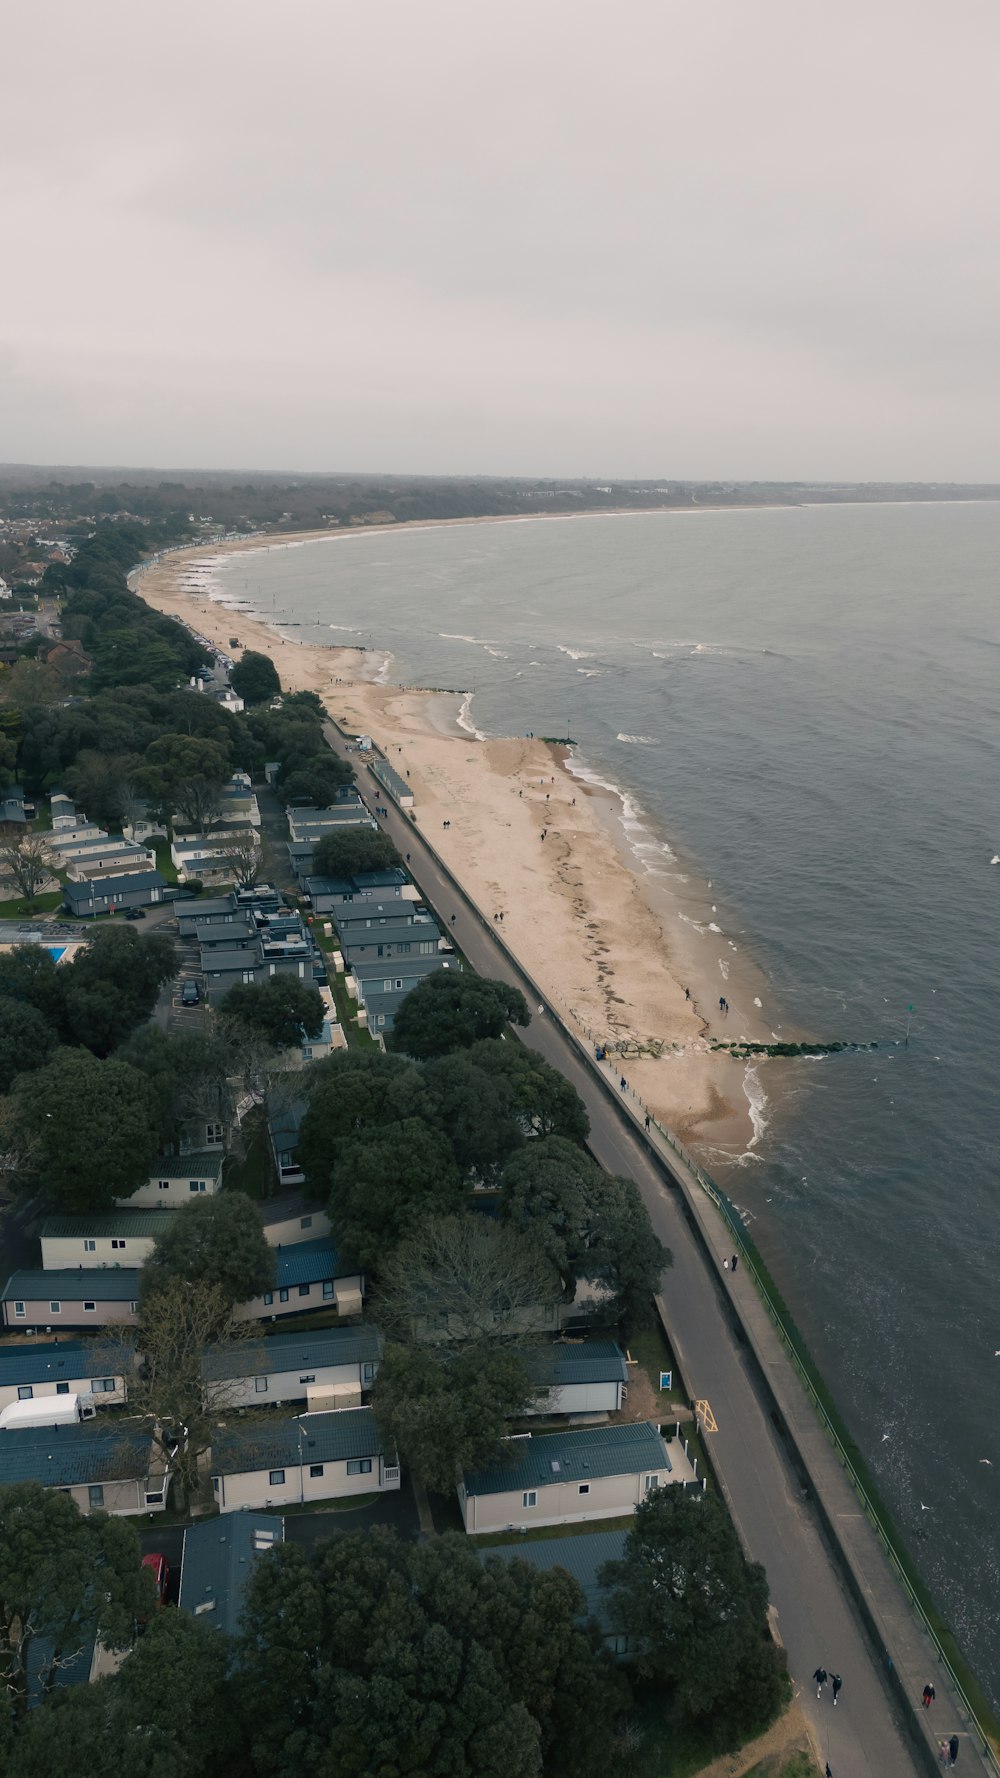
top-left (0, 833), bottom-right (52, 911)
top-left (373, 1341), bottom-right (533, 1492)
top-left (0, 945), bottom-right (67, 1033)
top-left (229, 650), bottom-right (281, 705)
top-left (216, 831), bottom-right (263, 888)
top-left (281, 754), bottom-right (353, 807)
top-left (220, 975), bottom-right (325, 1050)
top-left (390, 973), bottom-right (530, 1060)
top-left (298, 1049), bottom-right (430, 1189)
top-left (10, 1049), bottom-right (160, 1211)
top-left (237, 1528), bottom-right (623, 1778)
top-left (63, 749), bottom-right (143, 830)
top-left (330, 1122), bottom-right (465, 1271)
top-left (10, 1608), bottom-right (242, 1778)
top-left (142, 1193), bottom-right (275, 1310)
top-left (0, 996), bottom-right (56, 1093)
top-left (600, 1487), bottom-right (786, 1739)
top-left (99, 1277), bottom-right (266, 1502)
top-left (312, 826), bottom-right (402, 880)
top-left (465, 1038), bottom-right (590, 1141)
top-left (374, 1216), bottom-right (562, 1345)
top-left (117, 1026), bottom-right (234, 1149)
top-left (141, 734), bottom-right (231, 832)
top-left (420, 1053), bottom-right (523, 1182)
top-left (502, 1137), bottom-right (671, 1324)
top-left (62, 924), bottom-right (176, 1056)
top-left (0, 658), bottom-right (62, 714)
top-left (0, 1482), bottom-right (146, 1719)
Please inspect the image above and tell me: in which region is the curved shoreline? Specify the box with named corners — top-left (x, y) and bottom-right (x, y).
top-left (133, 530), bottom-right (785, 1155)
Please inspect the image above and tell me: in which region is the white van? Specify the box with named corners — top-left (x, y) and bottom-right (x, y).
top-left (0, 1392), bottom-right (95, 1431)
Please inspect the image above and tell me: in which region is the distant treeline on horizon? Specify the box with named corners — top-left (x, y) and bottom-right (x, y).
top-left (0, 465), bottom-right (998, 534)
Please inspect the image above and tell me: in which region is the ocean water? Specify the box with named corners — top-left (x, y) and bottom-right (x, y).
top-left (214, 504), bottom-right (1000, 1699)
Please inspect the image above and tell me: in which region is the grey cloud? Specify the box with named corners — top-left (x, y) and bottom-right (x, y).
top-left (1, 0), bottom-right (999, 475)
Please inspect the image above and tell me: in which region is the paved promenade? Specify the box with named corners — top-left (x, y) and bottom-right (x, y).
top-left (324, 722), bottom-right (992, 1778)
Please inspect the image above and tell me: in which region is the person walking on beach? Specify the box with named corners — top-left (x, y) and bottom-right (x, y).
top-left (685, 986), bottom-right (690, 1000)
top-left (814, 1666), bottom-right (828, 1699)
top-left (830, 1673), bottom-right (841, 1706)
top-left (923, 1683), bottom-right (936, 1709)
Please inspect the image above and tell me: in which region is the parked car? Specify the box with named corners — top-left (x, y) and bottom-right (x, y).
top-left (141, 1551), bottom-right (170, 1606)
top-left (180, 980), bottom-right (200, 1006)
top-left (124, 906), bottom-right (147, 921)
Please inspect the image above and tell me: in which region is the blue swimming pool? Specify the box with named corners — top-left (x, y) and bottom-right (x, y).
top-left (46, 947), bottom-right (66, 963)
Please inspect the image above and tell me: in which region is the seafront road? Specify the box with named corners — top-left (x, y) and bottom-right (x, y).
top-left (323, 724), bottom-right (937, 1778)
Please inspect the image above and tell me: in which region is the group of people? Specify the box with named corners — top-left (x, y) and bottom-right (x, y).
top-left (923, 1684), bottom-right (961, 1766)
top-left (813, 1668), bottom-right (843, 1705)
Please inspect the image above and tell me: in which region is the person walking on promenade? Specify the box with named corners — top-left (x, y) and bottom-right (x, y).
top-left (949, 1734), bottom-right (960, 1765)
top-left (731, 1255), bottom-right (739, 1274)
top-left (814, 1666), bottom-right (828, 1699)
top-left (938, 1742), bottom-right (949, 1766)
top-left (644, 1114), bottom-right (651, 1132)
top-left (619, 1075), bottom-right (627, 1092)
top-left (825, 1763), bottom-right (833, 1778)
top-left (831, 1673), bottom-right (842, 1705)
top-left (923, 1683), bottom-right (936, 1708)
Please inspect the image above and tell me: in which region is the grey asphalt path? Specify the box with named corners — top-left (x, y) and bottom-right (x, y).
top-left (324, 727), bottom-right (924, 1778)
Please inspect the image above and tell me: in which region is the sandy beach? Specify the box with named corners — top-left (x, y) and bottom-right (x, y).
top-left (134, 532), bottom-right (778, 1155)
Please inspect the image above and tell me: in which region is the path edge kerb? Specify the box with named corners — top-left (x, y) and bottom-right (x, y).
top-left (335, 724), bottom-right (989, 1778)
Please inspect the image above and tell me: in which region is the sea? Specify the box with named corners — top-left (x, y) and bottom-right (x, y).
top-left (211, 502), bottom-right (1000, 1702)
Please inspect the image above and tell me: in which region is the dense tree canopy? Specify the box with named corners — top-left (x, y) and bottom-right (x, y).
top-left (237, 1529), bottom-right (625, 1778)
top-left (140, 734), bottom-right (232, 831)
top-left (373, 1341), bottom-right (533, 1492)
top-left (312, 825), bottom-right (402, 880)
top-left (390, 972), bottom-right (530, 1059)
top-left (0, 1483), bottom-right (147, 1720)
top-left (10, 1048), bottom-right (161, 1211)
top-left (501, 1137), bottom-right (670, 1324)
top-left (420, 1052), bottom-right (524, 1181)
top-left (229, 650), bottom-right (281, 705)
top-left (118, 1025), bottom-right (234, 1149)
top-left (298, 1049), bottom-right (430, 1187)
top-left (0, 996), bottom-right (56, 1092)
top-left (10, 1607), bottom-right (241, 1778)
top-left (464, 1038), bottom-right (589, 1142)
top-left (332, 1122), bottom-right (464, 1271)
top-left (142, 1192), bottom-right (274, 1309)
top-left (61, 924), bottom-right (176, 1056)
top-left (374, 1216), bottom-right (562, 1346)
top-left (220, 975), bottom-right (325, 1050)
top-left (601, 1488), bottom-right (786, 1740)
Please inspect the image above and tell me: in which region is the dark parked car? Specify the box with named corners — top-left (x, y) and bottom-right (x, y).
top-left (180, 980), bottom-right (200, 1006)
top-left (124, 906), bottom-right (147, 921)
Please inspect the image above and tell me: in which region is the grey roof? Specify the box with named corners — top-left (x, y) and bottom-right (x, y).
top-left (332, 903), bottom-right (421, 926)
top-left (203, 944), bottom-right (265, 972)
top-left (304, 875), bottom-right (355, 897)
top-left (272, 1240), bottom-right (341, 1288)
top-left (351, 954), bottom-right (455, 981)
top-left (523, 1341), bottom-right (629, 1390)
top-left (267, 1099), bottom-right (307, 1154)
top-left (202, 1323), bottom-right (382, 1382)
top-left (353, 870), bottom-right (408, 890)
top-left (369, 760), bottom-right (411, 800)
top-left (194, 919), bottom-right (256, 943)
top-left (259, 1193), bottom-right (326, 1227)
top-left (150, 1152), bottom-right (224, 1181)
top-left (0, 1341), bottom-right (122, 1386)
top-left (462, 1422), bottom-right (671, 1497)
top-left (340, 923), bottom-right (440, 954)
top-left (178, 896), bottom-right (240, 921)
top-left (212, 1407), bottom-right (385, 1476)
top-left (65, 870), bottom-right (165, 903)
top-left (42, 1210), bottom-right (180, 1240)
top-left (2, 1269), bottom-right (141, 1304)
top-left (179, 1514), bottom-right (284, 1636)
top-left (0, 1421), bottom-right (154, 1488)
top-left (483, 1529), bottom-right (628, 1632)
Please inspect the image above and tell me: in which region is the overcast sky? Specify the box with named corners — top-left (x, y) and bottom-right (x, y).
top-left (3, 1), bottom-right (999, 479)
